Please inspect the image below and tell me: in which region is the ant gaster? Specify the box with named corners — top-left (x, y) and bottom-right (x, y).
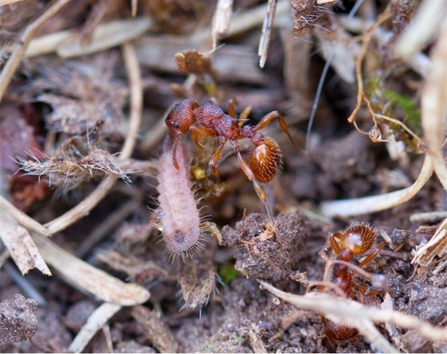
top-left (318, 224), bottom-right (382, 343)
top-left (165, 98), bottom-right (298, 222)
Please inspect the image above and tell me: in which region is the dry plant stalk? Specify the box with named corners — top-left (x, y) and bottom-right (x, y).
top-left (57, 17), bottom-right (151, 58)
top-left (0, 212), bottom-right (50, 276)
top-left (212, 0), bottom-right (233, 49)
top-left (258, 0), bottom-right (279, 68)
top-left (394, 0), bottom-right (447, 59)
top-left (420, 19), bottom-right (447, 191)
top-left (320, 154), bottom-right (433, 217)
top-left (32, 231), bottom-right (150, 305)
top-left (412, 216), bottom-right (447, 271)
top-left (68, 302), bottom-right (122, 353)
top-left (347, 6), bottom-right (392, 136)
top-left (410, 19), bottom-right (447, 270)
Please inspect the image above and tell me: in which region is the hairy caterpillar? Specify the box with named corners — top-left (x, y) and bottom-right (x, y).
top-left (153, 139), bottom-right (204, 259)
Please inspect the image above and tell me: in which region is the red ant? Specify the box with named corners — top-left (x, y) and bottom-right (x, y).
top-left (317, 224), bottom-right (384, 344)
top-left (165, 98), bottom-right (298, 222)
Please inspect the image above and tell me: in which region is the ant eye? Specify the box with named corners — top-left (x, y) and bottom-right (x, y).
top-left (173, 121), bottom-right (180, 128)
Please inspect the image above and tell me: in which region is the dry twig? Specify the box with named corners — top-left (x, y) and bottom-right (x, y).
top-left (68, 303), bottom-right (122, 353)
top-left (320, 154), bottom-right (433, 217)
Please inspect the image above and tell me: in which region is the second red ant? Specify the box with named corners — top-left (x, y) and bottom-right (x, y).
top-left (165, 98), bottom-right (297, 222)
top-left (316, 224), bottom-right (385, 344)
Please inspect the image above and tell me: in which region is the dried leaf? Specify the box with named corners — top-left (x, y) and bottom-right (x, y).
top-left (179, 262), bottom-right (217, 310)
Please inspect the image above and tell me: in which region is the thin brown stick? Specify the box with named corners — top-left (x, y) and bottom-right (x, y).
top-left (120, 42), bottom-right (143, 160)
top-left (347, 6), bottom-right (391, 125)
top-left (0, 0), bottom-right (73, 101)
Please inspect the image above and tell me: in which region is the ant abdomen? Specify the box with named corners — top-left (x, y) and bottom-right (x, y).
top-left (339, 224), bottom-right (376, 256)
top-left (249, 137), bottom-right (283, 183)
top-left (322, 318), bottom-right (359, 342)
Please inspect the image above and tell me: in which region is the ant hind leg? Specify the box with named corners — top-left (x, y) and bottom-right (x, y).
top-left (254, 111), bottom-right (300, 151)
top-left (232, 142), bottom-right (276, 225)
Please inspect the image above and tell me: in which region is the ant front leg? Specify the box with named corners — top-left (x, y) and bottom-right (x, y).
top-left (254, 111), bottom-right (299, 151)
top-left (329, 233), bottom-right (342, 255)
top-left (359, 248), bottom-right (381, 268)
top-left (207, 137), bottom-right (227, 192)
top-left (170, 138), bottom-right (181, 170)
top-left (190, 124), bottom-right (217, 148)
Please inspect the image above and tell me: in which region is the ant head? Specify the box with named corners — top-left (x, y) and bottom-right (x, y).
top-left (165, 100), bottom-right (199, 138)
top-left (340, 224), bottom-right (376, 255)
top-left (249, 137), bottom-right (283, 183)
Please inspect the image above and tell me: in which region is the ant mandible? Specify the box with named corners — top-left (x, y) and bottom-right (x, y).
top-left (165, 98), bottom-right (298, 222)
top-left (318, 224), bottom-right (383, 344)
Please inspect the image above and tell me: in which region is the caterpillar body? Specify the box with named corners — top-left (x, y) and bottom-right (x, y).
top-left (155, 139), bottom-right (202, 259)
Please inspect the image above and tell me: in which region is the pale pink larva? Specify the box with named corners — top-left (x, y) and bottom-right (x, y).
top-left (156, 140), bottom-right (201, 258)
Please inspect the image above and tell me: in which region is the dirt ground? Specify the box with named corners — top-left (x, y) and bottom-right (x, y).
top-left (1, 0), bottom-right (447, 352)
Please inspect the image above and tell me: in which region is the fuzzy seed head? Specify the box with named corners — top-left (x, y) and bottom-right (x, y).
top-left (249, 137), bottom-right (282, 183)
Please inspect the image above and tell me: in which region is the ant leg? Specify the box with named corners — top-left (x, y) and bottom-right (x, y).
top-left (171, 138), bottom-right (181, 170)
top-left (207, 138), bottom-right (227, 185)
top-left (190, 124), bottom-right (217, 148)
top-left (253, 111), bottom-right (299, 151)
top-left (329, 233), bottom-right (342, 255)
top-left (227, 98), bottom-right (238, 118)
top-left (231, 142), bottom-right (275, 224)
top-left (359, 237), bottom-right (384, 267)
top-left (359, 248), bottom-right (381, 267)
